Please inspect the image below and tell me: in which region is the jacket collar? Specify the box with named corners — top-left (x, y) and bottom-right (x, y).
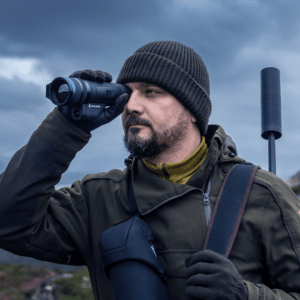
top-left (124, 124), bottom-right (245, 215)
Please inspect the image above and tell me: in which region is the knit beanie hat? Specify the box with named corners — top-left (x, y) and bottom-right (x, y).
top-left (116, 41), bottom-right (212, 136)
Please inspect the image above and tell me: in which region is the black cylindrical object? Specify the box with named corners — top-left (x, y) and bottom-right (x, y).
top-left (268, 132), bottom-right (276, 174)
top-left (261, 67), bottom-right (282, 174)
top-left (261, 67), bottom-right (282, 140)
top-left (99, 217), bottom-right (169, 300)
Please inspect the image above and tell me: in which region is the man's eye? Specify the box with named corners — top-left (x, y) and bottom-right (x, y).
top-left (144, 89), bottom-right (158, 95)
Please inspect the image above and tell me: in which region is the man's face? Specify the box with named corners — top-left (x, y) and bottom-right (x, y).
top-left (121, 82), bottom-right (196, 160)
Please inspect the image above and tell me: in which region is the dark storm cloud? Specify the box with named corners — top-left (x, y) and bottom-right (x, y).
top-left (0, 0), bottom-right (168, 58)
top-left (1, 0), bottom-right (299, 83)
top-left (0, 76), bottom-right (44, 111)
top-left (178, 1), bottom-right (300, 81)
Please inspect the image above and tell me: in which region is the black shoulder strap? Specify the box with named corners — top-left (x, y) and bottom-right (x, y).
top-left (203, 163), bottom-right (260, 257)
top-left (128, 183), bottom-right (140, 217)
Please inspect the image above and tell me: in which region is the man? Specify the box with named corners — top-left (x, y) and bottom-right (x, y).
top-left (0, 41), bottom-right (300, 300)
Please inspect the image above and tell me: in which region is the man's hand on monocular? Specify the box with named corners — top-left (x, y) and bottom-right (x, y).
top-left (185, 250), bottom-right (248, 300)
top-left (69, 69), bottom-right (113, 83)
top-left (58, 69), bottom-right (129, 133)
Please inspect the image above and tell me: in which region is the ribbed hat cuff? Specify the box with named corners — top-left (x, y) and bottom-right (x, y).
top-left (117, 53), bottom-right (210, 99)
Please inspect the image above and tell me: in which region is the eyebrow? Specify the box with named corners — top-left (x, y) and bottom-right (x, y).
top-left (138, 83), bottom-right (156, 88)
top-left (126, 82), bottom-right (154, 88)
top-left (126, 82), bottom-right (165, 91)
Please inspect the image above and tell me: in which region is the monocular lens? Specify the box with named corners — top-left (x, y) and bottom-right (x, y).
top-left (57, 84), bottom-right (69, 102)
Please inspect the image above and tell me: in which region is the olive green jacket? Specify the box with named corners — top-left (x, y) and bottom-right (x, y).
top-left (0, 107), bottom-right (299, 300)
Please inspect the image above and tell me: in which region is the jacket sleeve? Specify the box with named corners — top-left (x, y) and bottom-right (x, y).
top-left (0, 107), bottom-right (92, 266)
top-left (244, 173), bottom-right (300, 300)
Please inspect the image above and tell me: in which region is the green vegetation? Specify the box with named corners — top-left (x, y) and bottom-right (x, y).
top-left (0, 263), bottom-right (95, 299)
top-left (0, 263), bottom-right (51, 299)
top-left (55, 267), bottom-right (95, 300)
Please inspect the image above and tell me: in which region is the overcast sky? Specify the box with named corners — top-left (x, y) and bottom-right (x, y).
top-left (0, 0), bottom-right (299, 190)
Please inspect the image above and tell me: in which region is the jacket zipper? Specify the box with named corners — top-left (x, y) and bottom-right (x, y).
top-left (202, 187), bottom-right (212, 228)
top-left (202, 170), bottom-right (214, 228)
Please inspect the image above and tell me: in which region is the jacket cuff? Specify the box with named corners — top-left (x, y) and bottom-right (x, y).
top-left (37, 107), bottom-right (92, 159)
top-left (244, 280), bottom-right (264, 300)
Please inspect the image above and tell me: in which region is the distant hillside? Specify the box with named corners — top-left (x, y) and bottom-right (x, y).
top-left (0, 263), bottom-right (55, 299)
top-left (0, 263), bottom-right (94, 300)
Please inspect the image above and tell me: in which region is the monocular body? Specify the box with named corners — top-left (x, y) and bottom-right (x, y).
top-left (46, 77), bottom-right (131, 121)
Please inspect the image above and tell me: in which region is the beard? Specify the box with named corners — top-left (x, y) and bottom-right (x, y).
top-left (123, 126), bottom-right (167, 159)
top-left (122, 118), bottom-right (189, 160)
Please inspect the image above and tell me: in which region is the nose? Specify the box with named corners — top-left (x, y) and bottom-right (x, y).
top-left (124, 89), bottom-right (145, 114)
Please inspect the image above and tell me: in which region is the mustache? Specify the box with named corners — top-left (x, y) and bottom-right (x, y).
top-left (125, 116), bottom-right (151, 130)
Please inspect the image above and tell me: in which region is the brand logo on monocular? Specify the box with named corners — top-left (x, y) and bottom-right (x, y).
top-left (89, 104), bottom-right (101, 108)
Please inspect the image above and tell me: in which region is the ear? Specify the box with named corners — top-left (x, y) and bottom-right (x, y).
top-left (184, 108), bottom-right (196, 123)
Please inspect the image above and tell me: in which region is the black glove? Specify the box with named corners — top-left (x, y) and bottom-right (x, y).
top-left (185, 250), bottom-right (248, 300)
top-left (58, 69), bottom-right (129, 133)
top-left (70, 69), bottom-right (112, 83)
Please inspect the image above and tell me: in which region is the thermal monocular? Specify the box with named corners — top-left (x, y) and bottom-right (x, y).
top-left (46, 77), bottom-right (131, 121)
